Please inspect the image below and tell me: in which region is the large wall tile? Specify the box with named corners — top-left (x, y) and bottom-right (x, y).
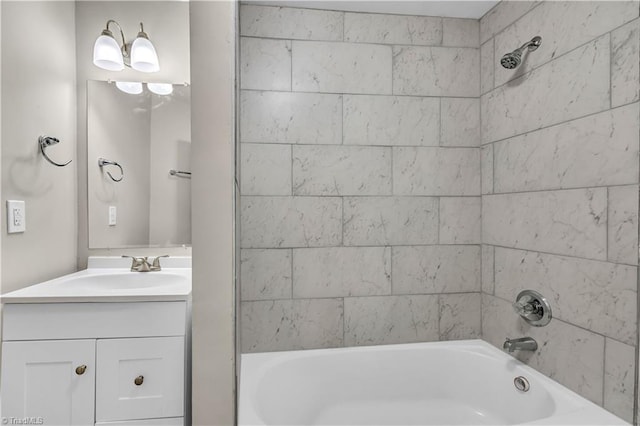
top-left (604, 338), bottom-right (635, 423)
top-left (441, 98), bottom-right (480, 147)
top-left (494, 2), bottom-right (637, 87)
top-left (608, 185), bottom-right (639, 265)
top-left (240, 143), bottom-right (291, 195)
top-left (480, 39), bottom-right (494, 94)
top-left (494, 247), bottom-right (637, 345)
top-left (240, 91), bottom-right (341, 144)
top-left (393, 147), bottom-right (480, 196)
top-left (439, 293), bottom-right (481, 340)
top-left (240, 249), bottom-right (292, 301)
top-left (482, 189), bottom-right (607, 260)
top-left (481, 145), bottom-right (493, 194)
top-left (442, 18), bottom-right (479, 47)
top-left (241, 299), bottom-right (343, 352)
top-left (344, 13), bottom-right (441, 45)
top-left (482, 35), bottom-right (610, 144)
top-left (293, 247), bottom-right (391, 298)
top-left (612, 19), bottom-right (640, 108)
top-left (393, 46), bottom-right (479, 97)
top-left (292, 41), bottom-right (392, 94)
top-left (392, 246), bottom-right (481, 294)
top-left (439, 197), bottom-right (481, 244)
top-left (343, 197), bottom-right (438, 246)
top-left (343, 95), bottom-right (439, 146)
top-left (480, 1), bottom-right (539, 44)
top-left (493, 103), bottom-right (640, 193)
top-left (481, 245), bottom-right (494, 294)
top-left (482, 295), bottom-right (605, 404)
top-left (344, 295), bottom-right (439, 346)
top-left (241, 196), bottom-right (342, 248)
top-left (292, 145), bottom-right (392, 196)
top-left (240, 37), bottom-right (291, 91)
top-left (240, 5), bottom-right (344, 41)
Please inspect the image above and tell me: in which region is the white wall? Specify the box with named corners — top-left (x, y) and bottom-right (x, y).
top-left (190, 1), bottom-right (237, 424)
top-left (1, 1), bottom-right (77, 294)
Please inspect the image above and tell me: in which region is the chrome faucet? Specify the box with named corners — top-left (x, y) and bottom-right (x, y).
top-left (503, 337), bottom-right (538, 353)
top-left (122, 255), bottom-right (169, 272)
top-left (123, 256), bottom-right (151, 272)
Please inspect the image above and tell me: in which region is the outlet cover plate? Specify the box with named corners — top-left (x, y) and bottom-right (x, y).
top-left (7, 200), bottom-right (26, 233)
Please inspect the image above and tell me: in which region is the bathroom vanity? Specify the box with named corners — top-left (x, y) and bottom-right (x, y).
top-left (0, 257), bottom-right (192, 426)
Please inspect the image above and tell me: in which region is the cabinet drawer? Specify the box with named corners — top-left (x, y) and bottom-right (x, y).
top-left (3, 302), bottom-right (187, 340)
top-left (96, 337), bottom-right (185, 422)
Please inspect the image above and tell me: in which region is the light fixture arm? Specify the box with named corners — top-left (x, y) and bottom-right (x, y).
top-left (103, 20), bottom-right (129, 59)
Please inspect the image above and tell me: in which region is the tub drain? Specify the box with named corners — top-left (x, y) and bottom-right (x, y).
top-left (514, 376), bottom-right (530, 392)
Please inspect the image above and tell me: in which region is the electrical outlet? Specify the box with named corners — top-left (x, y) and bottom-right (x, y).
top-left (7, 200), bottom-right (26, 233)
top-left (109, 206), bottom-right (117, 226)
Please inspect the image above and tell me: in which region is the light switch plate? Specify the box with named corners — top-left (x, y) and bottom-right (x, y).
top-left (108, 206), bottom-right (117, 226)
top-left (7, 200), bottom-right (26, 233)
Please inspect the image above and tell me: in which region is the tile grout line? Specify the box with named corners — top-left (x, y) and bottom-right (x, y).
top-left (480, 100), bottom-right (640, 147)
top-left (242, 183), bottom-right (638, 198)
top-left (240, 86), bottom-right (480, 99)
top-left (603, 338), bottom-right (607, 409)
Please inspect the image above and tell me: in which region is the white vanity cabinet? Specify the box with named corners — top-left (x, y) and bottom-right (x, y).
top-left (1, 301), bottom-right (190, 426)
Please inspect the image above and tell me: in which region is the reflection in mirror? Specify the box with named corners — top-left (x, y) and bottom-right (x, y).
top-left (87, 80), bottom-right (191, 248)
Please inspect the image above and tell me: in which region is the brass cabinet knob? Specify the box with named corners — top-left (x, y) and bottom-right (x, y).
top-left (75, 365), bottom-right (87, 375)
top-left (134, 375), bottom-right (144, 386)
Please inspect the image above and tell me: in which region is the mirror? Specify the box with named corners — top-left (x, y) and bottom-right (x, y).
top-left (87, 80), bottom-right (191, 249)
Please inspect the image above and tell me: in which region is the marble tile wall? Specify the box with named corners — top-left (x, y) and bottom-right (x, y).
top-left (239, 5), bottom-right (481, 354)
top-left (480, 2), bottom-right (639, 422)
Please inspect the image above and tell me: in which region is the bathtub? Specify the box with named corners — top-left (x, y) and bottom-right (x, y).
top-left (239, 339), bottom-right (629, 425)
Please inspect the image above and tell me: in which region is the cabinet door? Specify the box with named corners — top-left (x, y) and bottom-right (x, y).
top-left (1, 339), bottom-right (95, 425)
top-left (96, 336), bottom-right (184, 422)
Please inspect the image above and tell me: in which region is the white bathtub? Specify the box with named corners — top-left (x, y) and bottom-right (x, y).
top-left (239, 339), bottom-right (629, 425)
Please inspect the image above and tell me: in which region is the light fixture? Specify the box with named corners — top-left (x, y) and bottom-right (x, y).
top-left (147, 83), bottom-right (173, 95)
top-left (115, 81), bottom-right (143, 95)
top-left (93, 20), bottom-right (160, 73)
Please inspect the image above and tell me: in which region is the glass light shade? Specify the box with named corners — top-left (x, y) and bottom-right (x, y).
top-left (115, 81), bottom-right (143, 95)
top-left (93, 34), bottom-right (124, 71)
top-left (147, 83), bottom-right (173, 95)
top-left (130, 37), bottom-right (160, 73)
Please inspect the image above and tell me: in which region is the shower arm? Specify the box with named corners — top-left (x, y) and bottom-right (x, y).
top-left (517, 36), bottom-right (542, 54)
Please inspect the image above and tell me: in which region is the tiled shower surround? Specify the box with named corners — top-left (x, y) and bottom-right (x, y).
top-left (239, 2), bottom-right (640, 422)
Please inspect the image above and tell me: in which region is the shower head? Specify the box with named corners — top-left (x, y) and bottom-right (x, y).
top-left (500, 36), bottom-right (542, 69)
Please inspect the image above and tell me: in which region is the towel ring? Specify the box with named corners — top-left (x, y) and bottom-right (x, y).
top-left (98, 158), bottom-right (124, 182)
top-left (39, 136), bottom-right (72, 167)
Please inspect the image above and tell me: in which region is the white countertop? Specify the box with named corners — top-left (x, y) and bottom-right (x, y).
top-left (1, 257), bottom-right (192, 303)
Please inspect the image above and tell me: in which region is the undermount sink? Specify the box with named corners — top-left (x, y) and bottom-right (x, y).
top-left (63, 272), bottom-right (187, 290)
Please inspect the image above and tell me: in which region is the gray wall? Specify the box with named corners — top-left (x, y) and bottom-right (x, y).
top-left (1, 1), bottom-right (77, 294)
top-left (480, 1), bottom-right (639, 422)
top-left (239, 5), bottom-right (483, 352)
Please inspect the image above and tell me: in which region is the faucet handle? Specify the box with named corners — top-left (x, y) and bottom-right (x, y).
top-left (150, 255), bottom-right (169, 271)
top-left (122, 255), bottom-right (151, 272)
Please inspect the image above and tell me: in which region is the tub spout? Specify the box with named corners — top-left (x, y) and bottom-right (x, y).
top-left (503, 337), bottom-right (538, 353)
